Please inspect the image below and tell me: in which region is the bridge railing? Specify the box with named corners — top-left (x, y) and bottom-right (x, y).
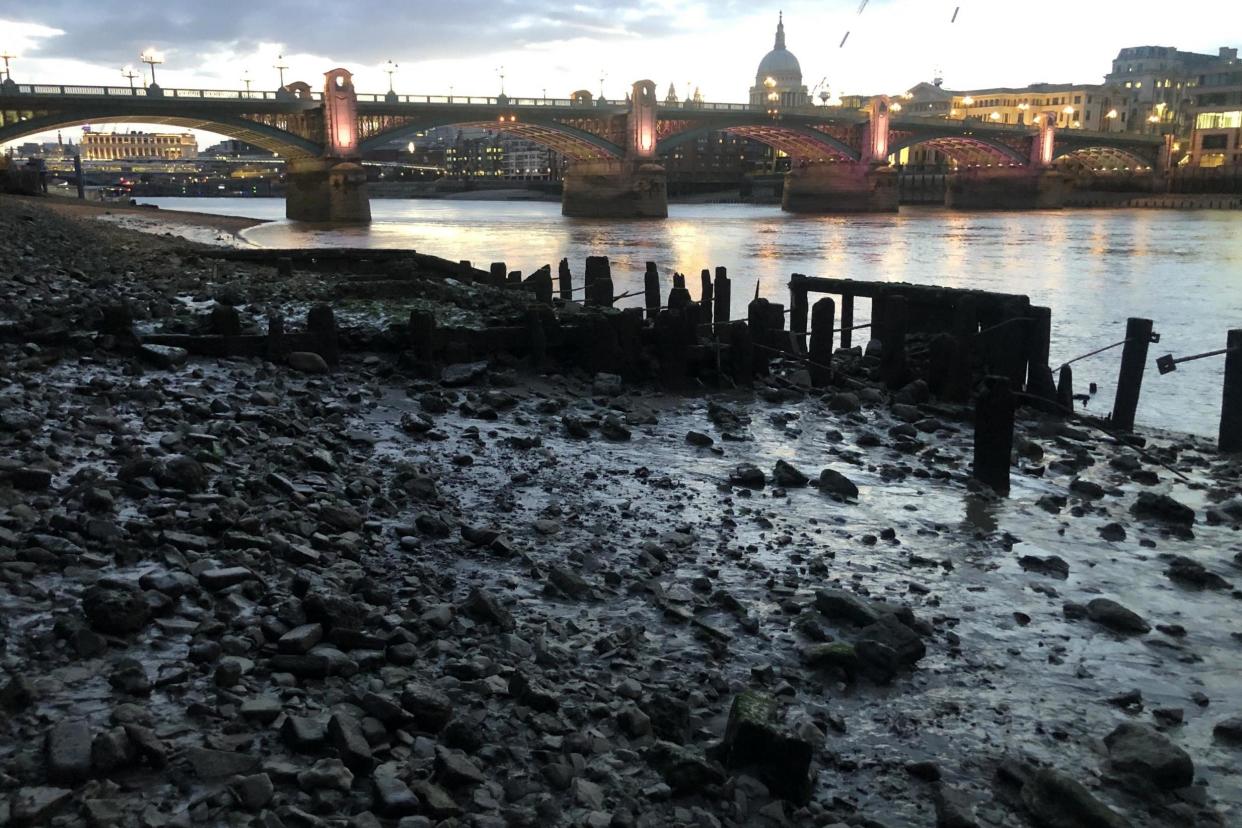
top-left (8, 84), bottom-right (321, 101)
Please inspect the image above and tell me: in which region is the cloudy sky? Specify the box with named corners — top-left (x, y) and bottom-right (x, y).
top-left (3, 0), bottom-right (1238, 146)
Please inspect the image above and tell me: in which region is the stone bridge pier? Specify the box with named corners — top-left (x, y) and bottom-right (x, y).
top-left (945, 113), bottom-right (1067, 210)
top-left (561, 80), bottom-right (668, 218)
top-left (781, 97), bottom-right (898, 213)
top-left (285, 69), bottom-right (371, 223)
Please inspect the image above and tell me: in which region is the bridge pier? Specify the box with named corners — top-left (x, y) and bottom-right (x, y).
top-left (945, 168), bottom-right (1068, 211)
top-left (782, 162), bottom-right (899, 213)
top-left (285, 158), bottom-right (371, 223)
top-left (561, 159), bottom-right (668, 218)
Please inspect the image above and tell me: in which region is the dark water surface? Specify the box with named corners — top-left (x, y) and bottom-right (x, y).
top-left (140, 197), bottom-right (1242, 438)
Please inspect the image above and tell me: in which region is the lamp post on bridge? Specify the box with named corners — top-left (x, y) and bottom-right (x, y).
top-left (274, 55), bottom-right (288, 90)
top-left (384, 60), bottom-right (398, 102)
top-left (241, 70), bottom-right (253, 96)
top-left (140, 49), bottom-right (164, 95)
top-left (0, 52), bottom-right (14, 81)
top-left (121, 65), bottom-right (140, 92)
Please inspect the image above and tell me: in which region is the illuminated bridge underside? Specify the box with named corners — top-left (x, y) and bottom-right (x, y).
top-left (1054, 146), bottom-right (1154, 170)
top-left (657, 123), bottom-right (860, 162)
top-left (0, 111), bottom-right (322, 159)
top-left (359, 118), bottom-right (624, 161)
top-left (891, 134), bottom-right (1028, 166)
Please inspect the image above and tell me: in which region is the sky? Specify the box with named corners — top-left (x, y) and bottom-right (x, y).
top-left (3, 0), bottom-right (1239, 147)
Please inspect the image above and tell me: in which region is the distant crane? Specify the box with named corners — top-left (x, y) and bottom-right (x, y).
top-left (811, 77), bottom-right (831, 106)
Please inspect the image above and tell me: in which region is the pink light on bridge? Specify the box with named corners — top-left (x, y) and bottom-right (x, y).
top-left (323, 68), bottom-right (360, 158)
top-left (868, 96), bottom-right (891, 162)
top-left (1032, 111), bottom-right (1056, 166)
top-left (629, 80), bottom-right (658, 159)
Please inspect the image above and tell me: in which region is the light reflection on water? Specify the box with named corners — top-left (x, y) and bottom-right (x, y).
top-left (140, 197), bottom-right (1242, 437)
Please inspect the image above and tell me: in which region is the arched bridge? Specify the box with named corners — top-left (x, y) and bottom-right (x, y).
top-left (1, 72), bottom-right (1170, 221)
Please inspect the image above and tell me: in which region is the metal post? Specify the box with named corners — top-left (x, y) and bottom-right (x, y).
top-left (1220, 329), bottom-right (1242, 452)
top-left (1111, 317), bottom-right (1153, 432)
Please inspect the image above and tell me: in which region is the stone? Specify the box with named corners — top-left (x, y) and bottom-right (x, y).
top-left (685, 431), bottom-right (714, 447)
top-left (373, 770), bottom-right (421, 816)
top-left (857, 614), bottom-right (926, 671)
top-left (138, 344), bottom-right (188, 369)
top-left (82, 582), bottom-right (149, 635)
top-left (813, 589), bottom-right (879, 626)
top-left (461, 587), bottom-right (514, 630)
top-left (1086, 598), bottom-right (1150, 634)
top-left (281, 715), bottom-right (328, 751)
top-left (440, 361), bottom-right (488, 388)
top-left (645, 741), bottom-right (725, 794)
top-left (934, 784), bottom-right (980, 828)
top-left (1164, 556), bottom-right (1231, 590)
top-left (1212, 717), bottom-right (1242, 744)
top-left (1131, 491), bottom-right (1194, 525)
top-left (11, 466), bottom-right (53, 491)
top-left (772, 460), bottom-right (808, 488)
top-left (123, 724), bottom-right (167, 768)
top-left (1104, 722), bottom-right (1194, 789)
top-left (435, 746), bottom-right (486, 787)
top-left (11, 787), bottom-right (74, 824)
top-left (1019, 768), bottom-right (1129, 828)
top-left (186, 746), bottom-right (259, 780)
top-left (298, 757), bottom-right (355, 792)
top-left (231, 773), bottom-right (275, 811)
top-left (91, 727), bottom-right (136, 774)
top-left (329, 712), bottom-right (374, 772)
top-left (728, 463), bottom-right (765, 489)
top-left (548, 564), bottom-right (590, 598)
top-left (718, 691), bottom-right (813, 803)
top-left (288, 351), bottom-right (330, 374)
top-left (1019, 555), bottom-right (1070, 579)
top-left (154, 454), bottom-right (207, 492)
top-left (409, 779), bottom-right (462, 818)
top-left (239, 695), bottom-right (283, 724)
top-left (401, 682), bottom-right (453, 732)
top-left (198, 566), bottom-right (255, 591)
top-left (593, 372), bottom-right (623, 396)
top-left (279, 623), bottom-right (325, 654)
top-left (817, 468), bottom-right (858, 500)
top-left (46, 720), bottom-right (93, 783)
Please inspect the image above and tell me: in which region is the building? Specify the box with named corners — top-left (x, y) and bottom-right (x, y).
top-left (81, 130), bottom-right (198, 161)
top-left (749, 13), bottom-right (810, 109)
top-left (1106, 46), bottom-right (1224, 136)
top-left (1186, 48), bottom-right (1242, 166)
top-left (946, 84), bottom-right (1124, 131)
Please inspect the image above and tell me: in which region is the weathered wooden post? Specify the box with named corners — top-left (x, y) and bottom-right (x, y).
top-left (1027, 305), bottom-right (1056, 401)
top-left (525, 308), bottom-right (546, 368)
top-left (1057, 364), bottom-right (1074, 412)
top-left (881, 295), bottom-right (908, 389)
top-left (748, 298), bottom-right (772, 376)
top-left (489, 262), bottom-right (507, 287)
top-left (1220, 329), bottom-right (1242, 452)
top-left (409, 309), bottom-right (436, 373)
top-left (1111, 317), bottom-right (1153, 432)
top-left (700, 269), bottom-right (714, 326)
top-left (558, 258), bottom-right (572, 301)
top-left (307, 304), bottom-right (339, 367)
top-left (525, 265), bottom-right (553, 304)
top-left (507, 270), bottom-right (522, 286)
top-left (644, 262), bottom-right (661, 319)
top-left (840, 294), bottom-right (855, 351)
top-left (668, 272), bottom-right (692, 312)
top-left (585, 256), bottom-right (613, 307)
top-left (946, 296), bottom-right (977, 403)
top-left (729, 321), bottom-right (753, 386)
top-left (973, 375), bottom-right (1014, 495)
top-left (267, 315), bottom-right (286, 362)
top-left (458, 260), bottom-right (473, 282)
top-left (789, 274), bottom-right (809, 354)
top-left (277, 257), bottom-right (294, 279)
top-left (809, 297), bottom-right (836, 388)
top-left (211, 303), bottom-right (242, 337)
top-left (714, 267), bottom-right (731, 327)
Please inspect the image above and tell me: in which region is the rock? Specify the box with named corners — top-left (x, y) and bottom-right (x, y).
top-left (461, 588), bottom-right (514, 630)
top-left (772, 460), bottom-right (809, 488)
top-left (1212, 717), bottom-right (1242, 744)
top-left (11, 787), bottom-right (74, 825)
top-left (600, 415), bottom-right (631, 441)
top-left (817, 468), bottom-right (858, 500)
top-left (1086, 598), bottom-right (1150, 634)
top-left (400, 682), bottom-right (453, 732)
top-left (186, 746), bottom-right (259, 780)
top-left (435, 746), bottom-right (486, 787)
top-left (1069, 478), bottom-right (1105, 499)
top-left (1099, 523), bottom-right (1127, 542)
top-left (298, 757), bottom-right (355, 792)
top-left (1103, 721), bottom-right (1194, 789)
top-left (82, 582), bottom-right (149, 634)
top-left (1131, 491), bottom-right (1194, 525)
top-left (231, 773), bottom-right (275, 810)
top-left (1018, 555), bottom-right (1070, 579)
top-left (281, 716), bottom-right (328, 751)
top-left (934, 784), bottom-right (980, 828)
top-left (1019, 768), bottom-right (1129, 828)
top-left (1164, 556), bottom-right (1231, 590)
top-left (123, 724), bottom-right (167, 768)
top-left (828, 393), bottom-right (860, 413)
top-left (138, 344), bottom-right (188, 369)
top-left (373, 769), bottom-right (421, 816)
top-left (46, 720), bottom-right (93, 783)
top-left (279, 623), bottom-right (325, 654)
top-left (801, 642), bottom-right (859, 676)
top-left (239, 695), bottom-right (283, 724)
top-left (10, 466), bottom-right (53, 491)
top-left (593, 373), bottom-right (623, 396)
top-left (717, 691), bottom-right (813, 803)
top-left (154, 454), bottom-right (207, 492)
top-left (686, 431), bottom-right (714, 447)
top-left (288, 351), bottom-right (330, 374)
top-left (813, 589), bottom-right (879, 626)
top-left (440, 361), bottom-right (488, 388)
top-left (198, 566), bottom-right (255, 591)
top-left (409, 779), bottom-right (462, 818)
top-left (328, 712), bottom-right (374, 772)
top-left (548, 564), bottom-right (590, 598)
top-left (857, 615), bottom-right (926, 672)
top-left (729, 463), bottom-right (765, 489)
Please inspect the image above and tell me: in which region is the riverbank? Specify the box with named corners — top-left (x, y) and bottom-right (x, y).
top-left (2, 195), bottom-right (1241, 827)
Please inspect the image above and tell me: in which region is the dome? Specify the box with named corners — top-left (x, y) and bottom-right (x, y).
top-left (757, 47), bottom-right (802, 79)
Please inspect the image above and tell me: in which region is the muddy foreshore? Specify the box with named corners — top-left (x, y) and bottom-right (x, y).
top-left (1, 195), bottom-right (1241, 828)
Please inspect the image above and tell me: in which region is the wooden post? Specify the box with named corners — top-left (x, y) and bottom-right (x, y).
top-left (729, 321), bottom-right (753, 386)
top-left (700, 269), bottom-right (714, 327)
top-left (489, 262), bottom-right (507, 287)
top-left (525, 265), bottom-right (553, 304)
top-left (1111, 317), bottom-right (1153, 432)
top-left (409, 309), bottom-right (436, 372)
top-left (211, 303), bottom-right (241, 337)
top-left (713, 267), bottom-right (731, 328)
top-left (585, 256), bottom-right (613, 307)
top-left (881, 295), bottom-right (908, 389)
top-left (1219, 329), bottom-right (1242, 452)
top-left (276, 257), bottom-right (293, 279)
top-left (558, 258), bottom-right (572, 301)
top-left (458, 260), bottom-right (473, 283)
top-left (789, 274), bottom-right (809, 354)
top-left (668, 272), bottom-right (691, 312)
top-left (748, 298), bottom-right (772, 376)
top-left (1057, 364), bottom-right (1074, 413)
top-left (526, 308), bottom-right (547, 368)
top-left (973, 375), bottom-right (1014, 495)
top-left (507, 270), bottom-right (522, 286)
top-left (644, 263), bottom-right (661, 320)
top-left (1027, 305), bottom-right (1056, 400)
top-left (947, 296), bottom-right (976, 403)
top-left (809, 298), bottom-right (836, 388)
top-left (307, 304), bottom-right (339, 367)
top-left (267, 316), bottom-right (286, 362)
top-left (840, 293), bottom-right (855, 351)
top-left (73, 154), bottom-right (85, 200)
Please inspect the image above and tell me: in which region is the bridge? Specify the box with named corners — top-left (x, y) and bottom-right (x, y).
top-left (1, 71), bottom-right (1170, 222)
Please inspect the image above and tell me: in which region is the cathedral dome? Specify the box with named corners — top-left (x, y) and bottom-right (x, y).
top-left (755, 13), bottom-right (802, 82)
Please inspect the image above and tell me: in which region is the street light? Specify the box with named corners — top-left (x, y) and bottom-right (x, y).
top-left (121, 65), bottom-right (140, 89)
top-left (241, 70), bottom-right (253, 95)
top-left (274, 54), bottom-right (288, 89)
top-left (384, 60), bottom-right (398, 93)
top-left (140, 49), bottom-right (164, 87)
top-left (961, 95), bottom-right (974, 106)
top-left (0, 52), bottom-right (14, 82)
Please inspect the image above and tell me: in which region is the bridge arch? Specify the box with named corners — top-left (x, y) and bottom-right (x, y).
top-left (359, 117), bottom-right (626, 161)
top-left (0, 111), bottom-right (322, 158)
top-left (888, 134), bottom-right (1028, 166)
top-left (1051, 145), bottom-right (1154, 171)
top-left (657, 123), bottom-right (861, 162)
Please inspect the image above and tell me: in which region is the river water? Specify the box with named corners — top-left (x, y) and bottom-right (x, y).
top-left (136, 196), bottom-right (1242, 438)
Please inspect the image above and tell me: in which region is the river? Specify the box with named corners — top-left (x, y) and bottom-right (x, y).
top-left (134, 196), bottom-right (1242, 439)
